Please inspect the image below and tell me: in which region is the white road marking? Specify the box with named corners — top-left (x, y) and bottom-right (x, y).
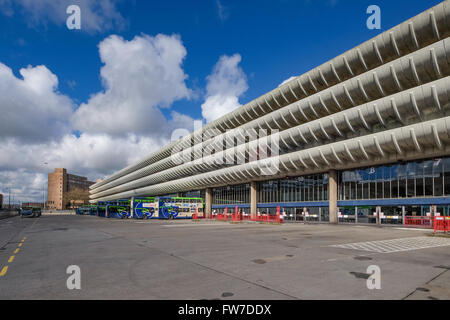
top-left (330, 236), bottom-right (450, 253)
top-left (395, 227), bottom-right (431, 232)
top-left (162, 223), bottom-right (234, 228)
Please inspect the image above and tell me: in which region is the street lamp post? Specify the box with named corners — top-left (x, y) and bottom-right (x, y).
top-left (43, 162), bottom-right (48, 210)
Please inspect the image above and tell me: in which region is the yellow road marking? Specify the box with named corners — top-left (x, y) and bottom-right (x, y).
top-left (0, 266), bottom-right (8, 277)
top-left (0, 235), bottom-right (30, 279)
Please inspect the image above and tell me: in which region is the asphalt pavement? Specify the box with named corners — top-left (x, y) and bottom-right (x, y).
top-left (0, 215), bottom-right (449, 300)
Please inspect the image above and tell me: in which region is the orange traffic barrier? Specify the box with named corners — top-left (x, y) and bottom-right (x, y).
top-left (232, 205), bottom-right (240, 222)
top-left (216, 213), bottom-right (226, 221)
top-left (434, 216), bottom-right (450, 234)
top-left (214, 206), bottom-right (283, 224)
top-left (192, 208), bottom-right (206, 220)
top-left (404, 216), bottom-right (433, 228)
top-left (212, 206), bottom-right (285, 224)
top-left (192, 208), bottom-right (198, 220)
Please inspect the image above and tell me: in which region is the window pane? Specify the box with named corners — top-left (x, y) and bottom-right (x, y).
top-left (406, 162), bottom-right (415, 198)
top-left (416, 161), bottom-right (424, 197)
top-left (376, 167), bottom-right (383, 199)
top-left (434, 159), bottom-right (443, 197)
top-left (384, 166), bottom-right (391, 198)
top-left (369, 167), bottom-right (376, 199)
top-left (361, 169), bottom-right (369, 199)
top-left (445, 158), bottom-right (450, 195)
top-left (424, 160), bottom-right (433, 197)
top-left (300, 177), bottom-right (306, 201)
top-left (398, 164), bottom-right (406, 197)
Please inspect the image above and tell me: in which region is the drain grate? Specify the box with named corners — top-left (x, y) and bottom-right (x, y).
top-left (349, 271), bottom-right (370, 279)
top-left (221, 292), bottom-right (234, 298)
top-left (252, 259), bottom-right (266, 264)
top-left (353, 256), bottom-right (372, 261)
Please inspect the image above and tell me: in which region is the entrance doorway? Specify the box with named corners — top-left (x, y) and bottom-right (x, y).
top-left (380, 206), bottom-right (403, 225)
top-left (356, 206), bottom-right (377, 224)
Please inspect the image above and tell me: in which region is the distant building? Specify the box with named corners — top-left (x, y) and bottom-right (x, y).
top-left (22, 202), bottom-right (44, 209)
top-left (47, 168), bottom-right (95, 210)
top-left (0, 193), bottom-right (3, 209)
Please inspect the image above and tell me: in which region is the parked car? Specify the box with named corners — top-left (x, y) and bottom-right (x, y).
top-left (20, 207), bottom-right (41, 218)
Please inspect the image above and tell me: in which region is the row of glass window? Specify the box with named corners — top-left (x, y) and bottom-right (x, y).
top-left (213, 184), bottom-right (250, 205)
top-left (212, 174), bottom-right (329, 205)
top-left (258, 174), bottom-right (329, 203)
top-left (211, 206), bottom-right (329, 222)
top-left (209, 157), bottom-right (450, 205)
top-left (339, 157), bottom-right (450, 200)
top-left (178, 190), bottom-right (206, 201)
top-left (337, 205), bottom-right (450, 224)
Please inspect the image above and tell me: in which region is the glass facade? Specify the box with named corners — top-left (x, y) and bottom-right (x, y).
top-left (338, 157), bottom-right (450, 200)
top-left (435, 205), bottom-right (450, 216)
top-left (278, 206), bottom-right (329, 223)
top-left (337, 206), bottom-right (405, 224)
top-left (179, 190), bottom-right (206, 201)
top-left (209, 157), bottom-right (450, 224)
top-left (213, 184), bottom-right (250, 205)
top-left (212, 174), bottom-right (329, 206)
top-left (258, 173), bottom-right (329, 203)
top-left (380, 206), bottom-right (403, 225)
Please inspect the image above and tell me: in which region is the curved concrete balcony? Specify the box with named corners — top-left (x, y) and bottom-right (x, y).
top-left (90, 1), bottom-right (450, 192)
top-left (90, 37), bottom-right (450, 195)
top-left (90, 76), bottom-right (450, 200)
top-left (90, 116), bottom-right (450, 202)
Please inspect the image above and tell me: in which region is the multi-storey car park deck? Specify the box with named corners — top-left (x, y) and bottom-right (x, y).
top-left (90, 1), bottom-right (450, 226)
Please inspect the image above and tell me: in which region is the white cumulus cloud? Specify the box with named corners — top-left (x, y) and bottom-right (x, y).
top-left (72, 34), bottom-right (192, 137)
top-left (0, 169), bottom-right (48, 204)
top-left (201, 54), bottom-right (248, 123)
top-left (0, 133), bottom-right (169, 203)
top-left (0, 33), bottom-right (248, 203)
top-left (0, 33), bottom-right (204, 202)
top-left (0, 63), bottom-right (74, 143)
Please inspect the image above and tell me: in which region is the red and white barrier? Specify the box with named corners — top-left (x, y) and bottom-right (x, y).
top-left (404, 216), bottom-right (434, 228)
top-left (214, 206), bottom-right (283, 224)
top-left (434, 216), bottom-right (450, 234)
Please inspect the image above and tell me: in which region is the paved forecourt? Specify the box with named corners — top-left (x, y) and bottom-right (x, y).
top-left (0, 215), bottom-right (449, 300)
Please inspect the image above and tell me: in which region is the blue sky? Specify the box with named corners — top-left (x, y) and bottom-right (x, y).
top-left (0, 0), bottom-right (440, 118)
top-left (0, 0), bottom-right (442, 203)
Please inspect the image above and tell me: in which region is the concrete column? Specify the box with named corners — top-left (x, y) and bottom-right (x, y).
top-left (205, 188), bottom-right (212, 219)
top-left (402, 206), bottom-right (406, 226)
top-left (329, 170), bottom-right (338, 224)
top-left (376, 206), bottom-right (381, 226)
top-left (251, 181), bottom-right (258, 219)
top-left (130, 196), bottom-right (135, 219)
